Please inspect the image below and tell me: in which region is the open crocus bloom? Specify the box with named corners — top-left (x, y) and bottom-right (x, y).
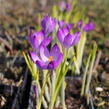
top-left (57, 27), bottom-right (80, 48)
top-left (29, 30), bottom-right (52, 51)
top-left (30, 44), bottom-right (63, 70)
top-left (41, 16), bottom-right (56, 35)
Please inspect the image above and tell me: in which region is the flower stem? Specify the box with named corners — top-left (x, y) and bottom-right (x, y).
top-left (61, 78), bottom-right (66, 109)
top-left (49, 70), bottom-right (56, 109)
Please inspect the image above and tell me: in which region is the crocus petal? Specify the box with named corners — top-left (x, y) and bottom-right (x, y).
top-left (52, 53), bottom-right (63, 68)
top-left (57, 28), bottom-right (65, 44)
top-left (29, 30), bottom-right (45, 51)
top-left (37, 30), bottom-right (44, 45)
top-left (41, 37), bottom-right (52, 46)
top-left (66, 23), bottom-right (73, 30)
top-left (40, 45), bottom-right (50, 62)
top-left (63, 27), bottom-right (69, 36)
top-left (63, 33), bottom-right (74, 48)
top-left (47, 53), bottom-right (63, 69)
top-left (36, 60), bottom-right (47, 69)
top-left (41, 16), bottom-right (56, 34)
top-left (29, 51), bottom-right (40, 62)
top-left (57, 28), bottom-right (69, 44)
top-left (58, 20), bottom-right (65, 28)
top-left (83, 21), bottom-right (95, 32)
top-left (50, 44), bottom-right (60, 60)
top-left (72, 31), bottom-right (80, 45)
top-left (47, 61), bottom-right (54, 69)
top-left (41, 16), bottom-right (47, 29)
top-left (29, 32), bottom-right (38, 49)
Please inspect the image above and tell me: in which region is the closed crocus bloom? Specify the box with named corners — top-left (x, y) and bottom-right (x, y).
top-left (29, 30), bottom-right (44, 51)
top-left (63, 31), bottom-right (80, 48)
top-left (57, 27), bottom-right (80, 48)
top-left (83, 21), bottom-right (95, 32)
top-left (57, 27), bottom-right (69, 45)
top-left (29, 30), bottom-right (52, 51)
top-left (66, 3), bottom-right (71, 12)
top-left (34, 44), bottom-right (63, 70)
top-left (41, 16), bottom-right (56, 35)
top-left (71, 31), bottom-right (80, 45)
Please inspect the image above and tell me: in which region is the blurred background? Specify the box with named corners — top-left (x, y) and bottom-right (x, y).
top-left (0, 0), bottom-right (109, 108)
top-left (0, 0), bottom-right (109, 55)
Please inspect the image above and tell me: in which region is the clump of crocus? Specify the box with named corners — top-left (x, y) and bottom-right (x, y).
top-left (27, 17), bottom-right (81, 109)
top-left (24, 15), bottom-right (94, 109)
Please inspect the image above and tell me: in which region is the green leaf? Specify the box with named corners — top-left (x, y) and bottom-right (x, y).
top-left (85, 42), bottom-right (97, 104)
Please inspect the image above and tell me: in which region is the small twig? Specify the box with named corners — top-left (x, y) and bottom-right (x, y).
top-left (10, 51), bottom-right (20, 67)
top-left (0, 37), bottom-right (12, 51)
top-left (89, 90), bottom-right (95, 109)
top-left (5, 31), bottom-right (13, 45)
top-left (93, 50), bottom-right (102, 73)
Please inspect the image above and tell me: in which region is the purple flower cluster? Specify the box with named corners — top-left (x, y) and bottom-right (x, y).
top-left (29, 16), bottom-right (63, 70)
top-left (29, 16), bottom-right (94, 70)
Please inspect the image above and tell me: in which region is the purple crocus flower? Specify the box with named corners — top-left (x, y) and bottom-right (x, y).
top-left (66, 3), bottom-right (71, 12)
top-left (29, 30), bottom-right (44, 50)
top-left (30, 44), bottom-right (63, 70)
top-left (29, 30), bottom-right (52, 51)
top-left (57, 27), bottom-right (80, 48)
top-left (77, 20), bottom-right (94, 32)
top-left (66, 23), bottom-right (73, 30)
top-left (59, 1), bottom-right (66, 11)
top-left (41, 16), bottom-right (56, 35)
top-left (83, 21), bottom-right (95, 32)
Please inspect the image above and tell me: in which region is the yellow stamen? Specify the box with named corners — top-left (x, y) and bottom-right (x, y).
top-left (38, 36), bottom-right (41, 41)
top-left (48, 56), bottom-right (53, 62)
